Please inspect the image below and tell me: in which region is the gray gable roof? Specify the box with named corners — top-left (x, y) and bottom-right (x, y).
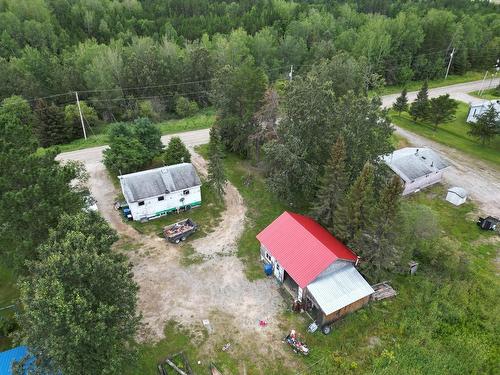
top-left (119, 163), bottom-right (201, 203)
top-left (382, 147), bottom-right (450, 182)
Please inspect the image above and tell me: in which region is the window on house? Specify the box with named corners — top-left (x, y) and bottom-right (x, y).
top-left (138, 201), bottom-right (145, 206)
top-left (158, 196), bottom-right (164, 201)
top-left (183, 189), bottom-right (190, 195)
top-left (265, 253), bottom-right (271, 261)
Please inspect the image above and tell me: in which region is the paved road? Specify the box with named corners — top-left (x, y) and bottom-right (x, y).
top-left (381, 78), bottom-right (499, 108)
top-left (58, 79), bottom-right (499, 216)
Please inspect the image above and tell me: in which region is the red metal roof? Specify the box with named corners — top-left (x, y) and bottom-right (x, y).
top-left (256, 211), bottom-right (358, 288)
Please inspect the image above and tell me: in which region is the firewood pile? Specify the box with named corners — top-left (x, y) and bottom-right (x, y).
top-left (371, 282), bottom-right (397, 301)
top-left (164, 222), bottom-right (194, 237)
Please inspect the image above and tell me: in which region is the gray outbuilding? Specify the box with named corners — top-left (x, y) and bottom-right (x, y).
top-left (382, 147), bottom-right (450, 195)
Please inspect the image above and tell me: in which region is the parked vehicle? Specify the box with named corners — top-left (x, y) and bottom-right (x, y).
top-left (114, 200), bottom-right (133, 220)
top-left (163, 219), bottom-right (198, 244)
top-left (477, 216), bottom-right (499, 231)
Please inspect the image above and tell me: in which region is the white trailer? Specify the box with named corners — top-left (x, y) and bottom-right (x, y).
top-left (119, 163), bottom-right (202, 222)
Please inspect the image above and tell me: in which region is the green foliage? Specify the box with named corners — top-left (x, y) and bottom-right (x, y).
top-left (163, 136), bottom-right (191, 166)
top-left (211, 61), bottom-right (268, 155)
top-left (175, 96), bottom-right (199, 118)
top-left (0, 100), bottom-right (85, 271)
top-left (64, 100), bottom-right (98, 139)
top-left (392, 88), bottom-right (408, 115)
top-left (35, 99), bottom-right (71, 147)
top-left (104, 118), bottom-right (163, 175)
top-left (17, 212), bottom-right (140, 375)
top-left (468, 103), bottom-right (499, 145)
top-left (427, 94), bottom-right (458, 130)
top-left (207, 127), bottom-right (227, 198)
top-left (410, 81), bottom-right (429, 121)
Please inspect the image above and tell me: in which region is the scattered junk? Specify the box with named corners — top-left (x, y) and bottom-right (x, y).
top-left (163, 219), bottom-right (198, 244)
top-left (114, 200), bottom-right (133, 220)
top-left (307, 322), bottom-right (319, 333)
top-left (257, 212), bottom-right (374, 335)
top-left (221, 343), bottom-right (231, 352)
top-left (408, 261), bottom-right (419, 275)
top-left (210, 363), bottom-right (224, 375)
top-left (202, 319), bottom-right (213, 334)
top-left (157, 351), bottom-right (193, 375)
top-left (258, 319), bottom-right (268, 327)
top-left (382, 147), bottom-right (450, 195)
top-left (284, 329), bottom-right (310, 356)
top-left (477, 216), bottom-right (499, 231)
top-left (446, 187), bottom-right (467, 206)
top-left (371, 282), bottom-right (397, 301)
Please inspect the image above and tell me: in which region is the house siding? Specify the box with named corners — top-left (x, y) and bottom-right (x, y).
top-left (129, 186), bottom-right (201, 221)
top-left (402, 170), bottom-right (443, 195)
top-left (316, 295), bottom-right (370, 326)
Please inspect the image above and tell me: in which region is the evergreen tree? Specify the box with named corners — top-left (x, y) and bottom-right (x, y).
top-left (133, 117), bottom-right (163, 159)
top-left (409, 81), bottom-right (429, 121)
top-left (356, 175), bottom-right (404, 279)
top-left (427, 94), bottom-right (458, 131)
top-left (35, 100), bottom-right (70, 147)
top-left (468, 103), bottom-right (499, 145)
top-left (312, 136), bottom-right (348, 232)
top-left (17, 212), bottom-right (140, 375)
top-left (335, 162), bottom-right (376, 244)
top-left (392, 88), bottom-right (408, 116)
top-left (207, 127), bottom-right (227, 198)
top-left (163, 136), bottom-right (191, 165)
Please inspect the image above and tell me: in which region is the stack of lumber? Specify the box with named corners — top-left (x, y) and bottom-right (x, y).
top-left (371, 282), bottom-right (397, 301)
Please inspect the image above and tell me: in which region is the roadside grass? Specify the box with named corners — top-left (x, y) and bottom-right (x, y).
top-left (282, 185), bottom-right (499, 374)
top-left (375, 71), bottom-right (485, 96)
top-left (45, 109), bottom-right (215, 154)
top-left (470, 88), bottom-right (499, 100)
top-left (389, 102), bottom-right (500, 167)
top-left (0, 263), bottom-right (18, 351)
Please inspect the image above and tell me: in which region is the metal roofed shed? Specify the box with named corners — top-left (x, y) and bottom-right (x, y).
top-left (307, 262), bottom-right (374, 316)
top-left (119, 163), bottom-right (202, 222)
top-left (382, 147), bottom-right (450, 195)
top-left (446, 187), bottom-right (467, 206)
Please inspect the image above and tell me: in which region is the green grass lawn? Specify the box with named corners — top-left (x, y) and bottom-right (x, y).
top-left (390, 102), bottom-right (500, 167)
top-left (470, 87), bottom-right (499, 100)
top-left (45, 109), bottom-right (215, 153)
top-left (376, 71), bottom-right (485, 96)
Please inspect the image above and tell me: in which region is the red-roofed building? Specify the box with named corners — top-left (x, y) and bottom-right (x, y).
top-left (257, 212), bottom-right (373, 331)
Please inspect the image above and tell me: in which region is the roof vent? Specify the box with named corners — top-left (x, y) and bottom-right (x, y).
top-left (415, 148), bottom-right (419, 155)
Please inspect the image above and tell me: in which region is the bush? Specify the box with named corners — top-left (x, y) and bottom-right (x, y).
top-left (175, 96), bottom-right (199, 118)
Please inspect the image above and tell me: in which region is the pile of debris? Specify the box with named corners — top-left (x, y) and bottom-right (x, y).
top-left (371, 282), bottom-right (397, 301)
top-left (164, 221), bottom-right (195, 237)
top-left (158, 352), bottom-right (193, 375)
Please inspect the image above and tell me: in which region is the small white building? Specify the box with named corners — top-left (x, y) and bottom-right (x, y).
top-left (382, 147), bottom-right (450, 195)
top-left (446, 187), bottom-right (467, 206)
top-left (119, 163), bottom-right (201, 222)
top-left (466, 99), bottom-right (500, 123)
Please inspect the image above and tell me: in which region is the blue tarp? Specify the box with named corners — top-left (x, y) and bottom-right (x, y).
top-left (0, 346), bottom-right (33, 375)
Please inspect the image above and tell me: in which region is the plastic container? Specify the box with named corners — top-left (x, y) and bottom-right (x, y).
top-left (264, 263), bottom-right (273, 276)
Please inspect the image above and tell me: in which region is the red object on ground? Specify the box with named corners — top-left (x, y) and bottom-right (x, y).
top-left (259, 320), bottom-right (267, 327)
top-left (256, 211), bottom-right (357, 288)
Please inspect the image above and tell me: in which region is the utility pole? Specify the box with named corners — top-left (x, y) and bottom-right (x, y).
top-left (288, 65), bottom-right (293, 82)
top-left (479, 71), bottom-right (489, 96)
top-left (444, 47), bottom-right (455, 79)
top-left (75, 91), bottom-right (87, 140)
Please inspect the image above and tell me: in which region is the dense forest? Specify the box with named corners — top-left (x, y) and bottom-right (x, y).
top-left (0, 0), bottom-right (499, 145)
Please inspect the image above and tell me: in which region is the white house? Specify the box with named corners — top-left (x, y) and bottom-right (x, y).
top-left (466, 99), bottom-right (500, 123)
top-left (446, 187), bottom-right (467, 206)
top-left (382, 147), bottom-right (450, 195)
top-left (119, 163), bottom-right (201, 222)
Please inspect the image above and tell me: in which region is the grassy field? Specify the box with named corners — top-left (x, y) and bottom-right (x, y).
top-left (46, 109), bottom-right (215, 153)
top-left (390, 102), bottom-right (500, 166)
top-left (376, 71), bottom-right (485, 96)
top-left (470, 87), bottom-right (499, 100)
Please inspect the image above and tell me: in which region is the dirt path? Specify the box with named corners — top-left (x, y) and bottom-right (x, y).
top-left (59, 141), bottom-right (290, 369)
top-left (394, 126), bottom-right (500, 217)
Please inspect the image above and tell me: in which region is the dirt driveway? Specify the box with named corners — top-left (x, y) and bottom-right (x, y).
top-left (58, 139), bottom-right (292, 369)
